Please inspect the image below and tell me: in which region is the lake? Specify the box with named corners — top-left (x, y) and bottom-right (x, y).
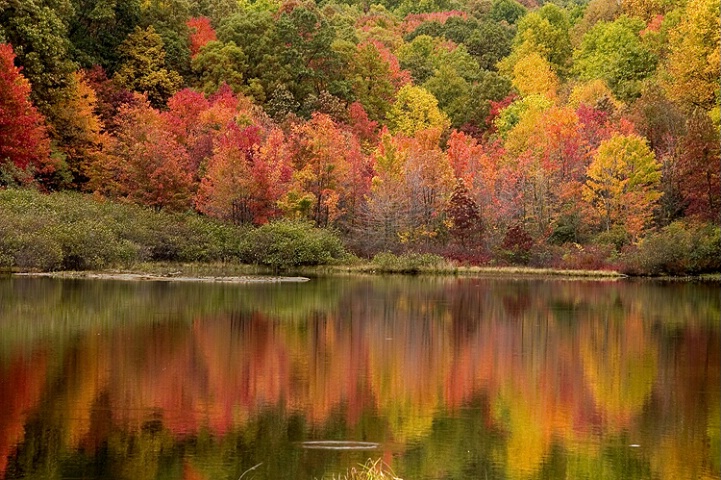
top-left (0, 275), bottom-right (718, 480)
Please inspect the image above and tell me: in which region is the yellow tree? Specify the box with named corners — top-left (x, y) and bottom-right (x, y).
top-left (568, 79), bottom-right (620, 109)
top-left (662, 0), bottom-right (721, 118)
top-left (387, 85), bottom-right (449, 137)
top-left (582, 134), bottom-right (662, 239)
top-left (50, 71), bottom-right (109, 189)
top-left (511, 52), bottom-right (559, 100)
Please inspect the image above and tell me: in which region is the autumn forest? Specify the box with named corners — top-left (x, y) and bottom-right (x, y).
top-left (0, 0), bottom-right (719, 273)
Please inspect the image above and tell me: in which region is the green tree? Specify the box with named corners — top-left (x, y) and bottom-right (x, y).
top-left (190, 0), bottom-right (241, 25)
top-left (423, 65), bottom-right (471, 129)
top-left (191, 40), bottom-right (247, 94)
top-left (502, 4), bottom-right (572, 76)
top-left (573, 16), bottom-right (658, 103)
top-left (570, 0), bottom-right (621, 44)
top-left (463, 21), bottom-right (514, 71)
top-left (489, 0), bottom-right (527, 25)
top-left (396, 35), bottom-right (437, 85)
top-left (420, 43), bottom-right (483, 128)
top-left (276, 3), bottom-right (349, 113)
top-left (217, 8), bottom-right (285, 104)
top-left (0, 0), bottom-right (76, 124)
top-left (113, 26), bottom-right (183, 108)
top-left (67, 0), bottom-right (142, 72)
top-left (350, 41), bottom-right (401, 123)
top-left (138, 0), bottom-right (193, 79)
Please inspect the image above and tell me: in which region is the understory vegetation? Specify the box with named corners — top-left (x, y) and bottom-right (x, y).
top-left (0, 189), bottom-right (718, 275)
top-left (0, 189), bottom-right (350, 272)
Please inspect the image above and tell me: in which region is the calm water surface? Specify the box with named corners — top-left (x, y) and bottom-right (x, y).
top-left (0, 276), bottom-right (718, 480)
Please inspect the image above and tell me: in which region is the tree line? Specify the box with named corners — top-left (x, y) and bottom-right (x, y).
top-left (1, 0), bottom-right (719, 271)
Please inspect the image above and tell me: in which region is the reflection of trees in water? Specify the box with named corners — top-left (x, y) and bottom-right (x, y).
top-left (0, 277), bottom-right (718, 479)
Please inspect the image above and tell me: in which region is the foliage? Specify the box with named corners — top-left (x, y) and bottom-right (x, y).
top-left (187, 16), bottom-right (217, 57)
top-left (499, 223), bottom-right (534, 265)
top-left (49, 71), bottom-right (108, 188)
top-left (0, 43), bottom-right (52, 183)
top-left (662, 0), bottom-right (720, 113)
top-left (445, 178), bottom-right (482, 247)
top-left (558, 243), bottom-right (616, 271)
top-left (494, 94), bottom-right (552, 138)
top-left (196, 125), bottom-right (290, 225)
top-left (623, 221), bottom-right (721, 275)
top-left (0, 0), bottom-right (718, 274)
top-left (113, 26), bottom-right (183, 107)
top-left (0, 0), bottom-right (76, 122)
top-left (350, 41), bottom-right (408, 122)
top-left (92, 98), bottom-right (195, 211)
top-left (0, 189), bottom-right (242, 271)
top-left (67, 0), bottom-right (142, 72)
top-left (285, 113), bottom-right (369, 227)
top-left (241, 220), bottom-right (348, 271)
top-left (489, 0), bottom-right (527, 24)
top-left (191, 40), bottom-right (247, 94)
top-left (582, 134), bottom-right (662, 239)
top-left (503, 4), bottom-right (572, 75)
top-left (676, 112), bottom-right (720, 222)
top-left (511, 52), bottom-right (559, 99)
top-left (370, 251), bottom-right (448, 273)
top-left (387, 85), bottom-right (449, 136)
top-left (573, 15), bottom-right (658, 102)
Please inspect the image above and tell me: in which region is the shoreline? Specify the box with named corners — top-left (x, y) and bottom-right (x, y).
top-left (9, 263), bottom-right (719, 283)
top-left (15, 271), bottom-right (311, 283)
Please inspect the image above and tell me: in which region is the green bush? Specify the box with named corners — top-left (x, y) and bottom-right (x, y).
top-left (593, 226), bottom-right (630, 250)
top-left (0, 189), bottom-right (251, 271)
top-left (623, 221), bottom-right (721, 275)
top-left (370, 252), bottom-right (447, 273)
top-left (0, 190), bottom-right (351, 272)
top-left (242, 220), bottom-right (348, 271)
top-left (3, 232), bottom-right (64, 271)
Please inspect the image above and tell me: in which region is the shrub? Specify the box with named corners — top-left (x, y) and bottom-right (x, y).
top-left (622, 221), bottom-right (721, 275)
top-left (370, 252), bottom-right (448, 273)
top-left (593, 226), bottom-right (630, 250)
top-left (499, 224), bottom-right (534, 265)
top-left (3, 232), bottom-right (63, 271)
top-left (0, 189), bottom-right (251, 271)
top-left (242, 220), bottom-right (348, 271)
top-left (558, 243), bottom-right (615, 271)
top-left (528, 243), bottom-right (565, 268)
top-left (440, 244), bottom-right (491, 266)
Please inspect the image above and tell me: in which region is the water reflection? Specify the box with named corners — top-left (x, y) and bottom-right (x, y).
top-left (0, 276), bottom-right (718, 480)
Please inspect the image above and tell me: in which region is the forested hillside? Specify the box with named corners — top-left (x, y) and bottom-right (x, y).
top-left (1, 0), bottom-right (719, 272)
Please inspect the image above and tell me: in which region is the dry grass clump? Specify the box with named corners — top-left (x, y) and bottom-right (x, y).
top-left (322, 458), bottom-right (403, 480)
